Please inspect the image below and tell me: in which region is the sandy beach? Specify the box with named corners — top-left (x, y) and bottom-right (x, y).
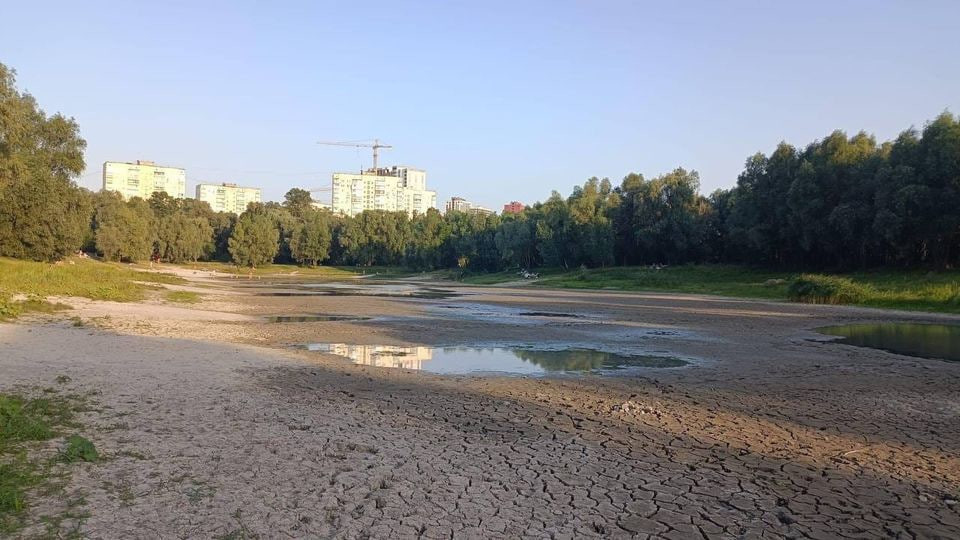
top-left (2, 272), bottom-right (959, 538)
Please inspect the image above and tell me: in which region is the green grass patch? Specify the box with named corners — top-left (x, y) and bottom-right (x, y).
top-left (0, 257), bottom-right (184, 308)
top-left (0, 390), bottom-right (93, 533)
top-left (59, 436), bottom-right (98, 464)
top-left (180, 261), bottom-right (359, 278)
top-left (787, 274), bottom-right (873, 304)
top-left (453, 264), bottom-right (960, 314)
top-left (164, 290), bottom-right (201, 304)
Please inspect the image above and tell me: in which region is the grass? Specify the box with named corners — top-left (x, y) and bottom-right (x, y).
top-left (0, 257), bottom-right (183, 310)
top-left (0, 296), bottom-right (73, 322)
top-left (165, 290), bottom-right (201, 304)
top-left (179, 261), bottom-right (359, 278)
top-left (450, 264), bottom-right (960, 314)
top-left (0, 389), bottom-right (96, 534)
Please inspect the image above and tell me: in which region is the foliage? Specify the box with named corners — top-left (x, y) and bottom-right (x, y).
top-left (290, 210), bottom-right (332, 266)
top-left (92, 192), bottom-right (153, 261)
top-left (787, 275), bottom-right (874, 304)
top-left (0, 63), bottom-right (90, 261)
top-left (59, 435), bottom-right (98, 463)
top-left (228, 213), bottom-right (279, 269)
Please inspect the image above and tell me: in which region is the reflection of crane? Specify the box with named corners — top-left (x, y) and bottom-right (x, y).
top-left (316, 139), bottom-right (393, 171)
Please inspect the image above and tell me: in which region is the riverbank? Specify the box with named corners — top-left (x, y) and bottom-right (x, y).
top-left (1, 269), bottom-right (958, 537)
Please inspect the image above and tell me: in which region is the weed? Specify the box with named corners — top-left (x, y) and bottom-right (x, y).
top-left (60, 436), bottom-right (98, 463)
top-left (165, 290), bottom-right (201, 303)
top-left (55, 375), bottom-right (72, 385)
top-left (787, 274), bottom-right (873, 304)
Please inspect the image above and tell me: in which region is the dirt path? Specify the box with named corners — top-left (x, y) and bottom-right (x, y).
top-left (1, 277), bottom-right (958, 538)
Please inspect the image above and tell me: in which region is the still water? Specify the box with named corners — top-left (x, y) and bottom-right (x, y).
top-left (304, 343), bottom-right (686, 375)
top-left (266, 315), bottom-right (369, 323)
top-left (819, 323), bottom-right (960, 362)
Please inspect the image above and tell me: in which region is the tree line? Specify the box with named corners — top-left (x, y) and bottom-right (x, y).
top-left (2, 62), bottom-right (958, 271)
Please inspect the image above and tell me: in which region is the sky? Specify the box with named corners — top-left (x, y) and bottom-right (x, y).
top-left (2, 0), bottom-right (958, 208)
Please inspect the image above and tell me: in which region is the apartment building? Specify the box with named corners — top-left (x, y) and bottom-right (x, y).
top-left (102, 160), bottom-right (186, 200)
top-left (503, 201), bottom-right (526, 214)
top-left (445, 196), bottom-right (493, 216)
top-left (331, 166), bottom-right (436, 217)
top-left (195, 183), bottom-right (262, 214)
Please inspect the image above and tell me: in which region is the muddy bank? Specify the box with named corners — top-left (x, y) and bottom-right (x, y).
top-left (1, 276), bottom-right (958, 537)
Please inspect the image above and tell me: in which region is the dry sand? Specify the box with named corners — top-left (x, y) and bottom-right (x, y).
top-left (1, 273), bottom-right (959, 538)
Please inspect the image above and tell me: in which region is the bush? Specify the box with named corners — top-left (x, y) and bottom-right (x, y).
top-left (787, 274), bottom-right (874, 304)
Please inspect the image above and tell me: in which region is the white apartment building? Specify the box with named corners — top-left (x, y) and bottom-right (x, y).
top-left (195, 183), bottom-right (262, 214)
top-left (331, 166), bottom-right (437, 217)
top-left (445, 196), bottom-right (493, 216)
top-left (102, 160), bottom-right (186, 200)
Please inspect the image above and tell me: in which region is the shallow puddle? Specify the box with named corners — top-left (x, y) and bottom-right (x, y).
top-left (302, 343), bottom-right (686, 375)
top-left (265, 315), bottom-right (370, 323)
top-left (819, 323), bottom-right (960, 362)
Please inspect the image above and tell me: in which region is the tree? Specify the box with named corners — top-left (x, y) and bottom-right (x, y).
top-left (228, 213), bottom-right (279, 270)
top-left (283, 188), bottom-right (314, 219)
top-left (92, 192), bottom-right (154, 261)
top-left (0, 63), bottom-right (90, 260)
top-left (290, 210), bottom-right (332, 266)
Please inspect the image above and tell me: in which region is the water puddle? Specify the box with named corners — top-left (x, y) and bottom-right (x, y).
top-left (256, 283), bottom-right (461, 299)
top-left (427, 303), bottom-right (595, 325)
top-left (265, 315), bottom-right (370, 323)
top-left (301, 343), bottom-right (686, 375)
top-left (819, 323), bottom-right (960, 362)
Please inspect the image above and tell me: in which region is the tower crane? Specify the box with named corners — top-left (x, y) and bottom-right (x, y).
top-left (316, 139), bottom-right (393, 171)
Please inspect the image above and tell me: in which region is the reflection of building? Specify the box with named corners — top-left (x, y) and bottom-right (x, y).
top-left (445, 196), bottom-right (493, 216)
top-left (331, 166), bottom-right (437, 217)
top-left (195, 182), bottom-right (262, 214)
top-left (310, 343), bottom-right (433, 370)
top-left (103, 160), bottom-right (186, 200)
top-left (503, 201), bottom-right (525, 214)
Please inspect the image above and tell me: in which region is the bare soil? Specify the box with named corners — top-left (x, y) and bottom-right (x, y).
top-left (2, 272), bottom-right (958, 538)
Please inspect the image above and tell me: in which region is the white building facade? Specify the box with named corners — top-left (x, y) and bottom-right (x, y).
top-left (331, 166), bottom-right (437, 217)
top-left (102, 160), bottom-right (186, 200)
top-left (445, 196), bottom-right (493, 216)
top-left (195, 183), bottom-right (262, 214)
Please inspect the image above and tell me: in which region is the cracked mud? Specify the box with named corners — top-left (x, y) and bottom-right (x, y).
top-left (1, 273), bottom-right (958, 538)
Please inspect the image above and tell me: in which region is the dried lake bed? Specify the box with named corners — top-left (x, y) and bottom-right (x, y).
top-left (2, 271), bottom-right (959, 538)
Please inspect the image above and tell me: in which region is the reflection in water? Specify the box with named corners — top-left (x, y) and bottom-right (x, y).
top-left (307, 343), bottom-right (434, 370)
top-left (819, 323), bottom-right (960, 362)
top-left (304, 343), bottom-right (686, 375)
top-left (514, 349), bottom-right (686, 370)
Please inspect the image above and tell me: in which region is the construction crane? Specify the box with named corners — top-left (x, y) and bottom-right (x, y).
top-left (316, 139), bottom-right (393, 171)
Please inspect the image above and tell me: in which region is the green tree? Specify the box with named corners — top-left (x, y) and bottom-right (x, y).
top-left (283, 188), bottom-right (314, 219)
top-left (92, 192), bottom-right (154, 261)
top-left (228, 213), bottom-right (279, 269)
top-left (290, 210), bottom-right (332, 266)
top-left (0, 63), bottom-right (90, 260)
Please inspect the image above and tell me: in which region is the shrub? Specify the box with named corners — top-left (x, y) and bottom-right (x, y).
top-left (787, 274), bottom-right (874, 304)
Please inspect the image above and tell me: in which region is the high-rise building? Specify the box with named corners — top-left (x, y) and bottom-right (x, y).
top-left (331, 166), bottom-right (436, 217)
top-left (195, 183), bottom-right (262, 214)
top-left (446, 196), bottom-right (493, 216)
top-left (102, 160), bottom-right (186, 200)
top-left (503, 201), bottom-right (526, 214)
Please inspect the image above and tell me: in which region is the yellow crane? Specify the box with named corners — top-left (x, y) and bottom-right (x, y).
top-left (316, 138), bottom-right (393, 171)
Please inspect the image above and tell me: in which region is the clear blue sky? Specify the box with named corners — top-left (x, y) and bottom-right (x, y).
top-left (3, 1), bottom-right (958, 208)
